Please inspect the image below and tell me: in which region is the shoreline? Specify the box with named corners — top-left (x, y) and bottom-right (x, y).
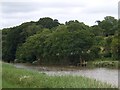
top-left (13, 63), bottom-right (118, 87)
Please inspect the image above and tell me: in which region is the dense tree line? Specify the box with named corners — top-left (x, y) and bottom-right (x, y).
top-left (2, 16), bottom-right (119, 65)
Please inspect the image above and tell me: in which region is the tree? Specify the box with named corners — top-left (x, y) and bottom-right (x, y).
top-left (16, 29), bottom-right (51, 63)
top-left (90, 25), bottom-right (104, 36)
top-left (16, 23), bottom-right (94, 65)
top-left (97, 16), bottom-right (117, 36)
top-left (66, 20), bottom-right (89, 32)
top-left (111, 36), bottom-right (120, 60)
top-left (2, 28), bottom-right (10, 62)
top-left (2, 22), bottom-right (42, 62)
top-left (89, 46), bottom-right (101, 59)
top-left (37, 17), bottom-right (60, 29)
top-left (2, 16), bottom-right (119, 65)
top-left (47, 23), bottom-right (94, 65)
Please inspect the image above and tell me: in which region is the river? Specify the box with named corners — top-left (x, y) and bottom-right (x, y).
top-left (13, 63), bottom-right (118, 87)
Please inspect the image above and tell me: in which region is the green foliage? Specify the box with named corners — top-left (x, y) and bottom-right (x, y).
top-left (16, 29), bottom-right (51, 63)
top-left (91, 16), bottom-right (118, 60)
top-left (111, 36), bottom-right (120, 60)
top-left (2, 22), bottom-right (42, 62)
top-left (92, 60), bottom-right (118, 69)
top-left (94, 36), bottom-right (104, 46)
top-left (2, 16), bottom-right (119, 64)
top-left (16, 23), bottom-right (94, 65)
top-left (90, 46), bottom-right (101, 59)
top-left (2, 28), bottom-right (10, 62)
top-left (90, 25), bottom-right (104, 36)
top-left (66, 20), bottom-right (89, 32)
top-left (37, 17), bottom-right (60, 29)
top-left (98, 16), bottom-right (117, 36)
top-left (2, 27), bottom-right (22, 62)
top-left (103, 36), bottom-right (113, 58)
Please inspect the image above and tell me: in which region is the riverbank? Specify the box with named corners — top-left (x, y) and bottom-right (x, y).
top-left (14, 58), bottom-right (119, 71)
top-left (13, 63), bottom-right (118, 87)
top-left (2, 62), bottom-right (116, 88)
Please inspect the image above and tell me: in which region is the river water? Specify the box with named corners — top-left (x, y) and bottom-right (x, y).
top-left (13, 63), bottom-right (118, 87)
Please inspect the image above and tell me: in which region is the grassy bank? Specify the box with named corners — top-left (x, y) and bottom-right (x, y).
top-left (2, 62), bottom-right (115, 88)
top-left (86, 58), bottom-right (119, 69)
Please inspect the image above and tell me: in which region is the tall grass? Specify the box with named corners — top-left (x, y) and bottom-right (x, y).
top-left (2, 62), bottom-right (115, 88)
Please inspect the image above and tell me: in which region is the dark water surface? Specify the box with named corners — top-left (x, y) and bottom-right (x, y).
top-left (13, 63), bottom-right (118, 87)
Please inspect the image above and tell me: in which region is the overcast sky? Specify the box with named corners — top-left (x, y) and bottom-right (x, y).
top-left (0, 0), bottom-right (119, 29)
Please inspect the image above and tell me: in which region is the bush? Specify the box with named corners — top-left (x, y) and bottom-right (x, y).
top-left (93, 61), bottom-right (118, 68)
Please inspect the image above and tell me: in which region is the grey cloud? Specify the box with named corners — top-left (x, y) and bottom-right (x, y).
top-left (1, 1), bottom-right (84, 20)
top-left (82, 0), bottom-right (118, 15)
top-left (0, 0), bottom-right (118, 29)
top-left (1, 2), bottom-right (85, 14)
top-left (83, 4), bottom-right (117, 15)
top-left (1, 2), bottom-right (39, 13)
top-left (119, 1), bottom-right (120, 18)
top-left (85, 7), bottom-right (117, 15)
